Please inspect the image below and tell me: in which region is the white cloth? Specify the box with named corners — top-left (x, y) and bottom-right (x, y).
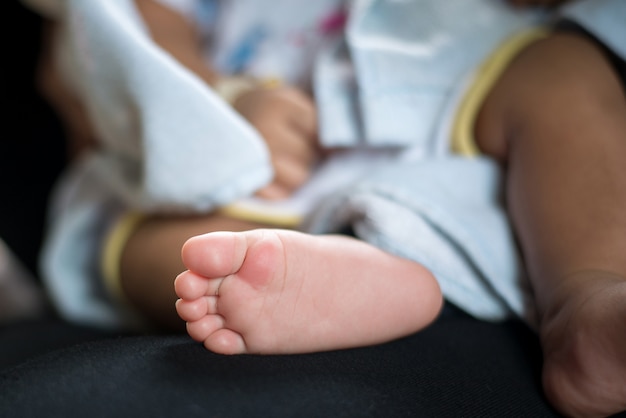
top-left (304, 155), bottom-right (532, 323)
top-left (35, 0), bottom-right (274, 213)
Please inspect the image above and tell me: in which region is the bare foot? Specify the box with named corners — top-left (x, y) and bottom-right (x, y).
top-left (540, 271), bottom-right (626, 418)
top-left (175, 229), bottom-right (442, 355)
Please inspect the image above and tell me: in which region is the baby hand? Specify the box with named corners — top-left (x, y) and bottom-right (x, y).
top-left (233, 86), bottom-right (320, 200)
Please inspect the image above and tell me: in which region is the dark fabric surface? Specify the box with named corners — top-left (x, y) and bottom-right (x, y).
top-left (0, 318), bottom-right (116, 370)
top-left (0, 305), bottom-right (560, 418)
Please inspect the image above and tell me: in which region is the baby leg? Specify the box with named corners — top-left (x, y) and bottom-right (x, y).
top-left (475, 31), bottom-right (626, 417)
top-left (175, 229), bottom-right (442, 355)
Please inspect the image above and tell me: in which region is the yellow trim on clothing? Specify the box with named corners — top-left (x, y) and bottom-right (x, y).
top-left (101, 212), bottom-right (146, 305)
top-left (451, 28), bottom-right (550, 156)
top-left (212, 76), bottom-right (282, 105)
top-left (218, 203), bottom-right (303, 228)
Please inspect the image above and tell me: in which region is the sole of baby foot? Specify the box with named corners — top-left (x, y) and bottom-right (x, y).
top-left (175, 229), bottom-right (443, 355)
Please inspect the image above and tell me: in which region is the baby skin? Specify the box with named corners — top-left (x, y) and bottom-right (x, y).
top-left (474, 32), bottom-right (626, 417)
top-left (175, 229), bottom-right (442, 355)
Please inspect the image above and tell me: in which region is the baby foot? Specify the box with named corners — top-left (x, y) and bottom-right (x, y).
top-left (540, 271), bottom-right (626, 418)
top-left (175, 229), bottom-right (442, 355)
